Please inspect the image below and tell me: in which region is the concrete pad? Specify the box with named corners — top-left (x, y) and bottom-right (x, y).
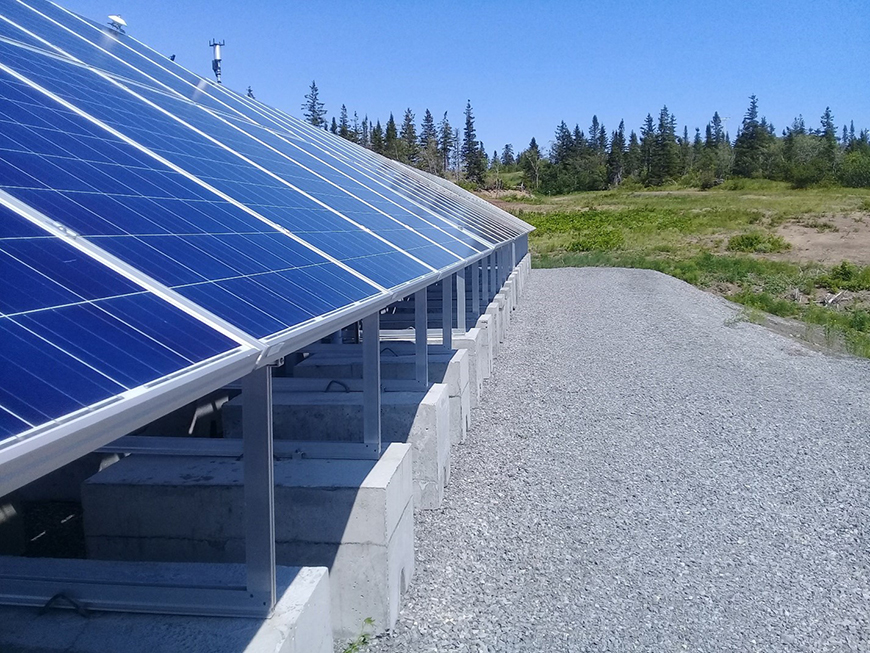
top-left (222, 385), bottom-right (449, 506)
top-left (83, 444), bottom-right (414, 639)
top-left (452, 328), bottom-right (483, 410)
top-left (473, 315), bottom-right (494, 381)
top-left (291, 350), bottom-right (470, 448)
top-left (0, 560), bottom-right (332, 653)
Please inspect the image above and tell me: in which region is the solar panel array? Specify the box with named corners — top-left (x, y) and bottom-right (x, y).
top-left (0, 0), bottom-right (532, 491)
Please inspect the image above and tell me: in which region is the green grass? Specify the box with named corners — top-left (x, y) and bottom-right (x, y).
top-left (510, 181), bottom-right (870, 358)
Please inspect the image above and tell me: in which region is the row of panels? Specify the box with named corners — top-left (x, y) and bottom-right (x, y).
top-left (0, 0), bottom-right (531, 459)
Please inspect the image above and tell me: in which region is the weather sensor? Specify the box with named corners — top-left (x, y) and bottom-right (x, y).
top-left (107, 14), bottom-right (126, 33)
top-left (209, 39), bottom-right (225, 84)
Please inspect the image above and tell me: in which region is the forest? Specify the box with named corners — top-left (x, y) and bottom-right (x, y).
top-left (301, 82), bottom-right (870, 193)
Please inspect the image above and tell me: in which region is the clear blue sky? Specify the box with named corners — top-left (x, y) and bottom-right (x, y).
top-left (62, 0), bottom-right (869, 153)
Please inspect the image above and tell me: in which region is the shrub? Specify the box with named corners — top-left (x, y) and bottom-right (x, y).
top-left (568, 228), bottom-right (624, 252)
top-left (838, 152), bottom-right (870, 188)
top-left (726, 232), bottom-right (791, 253)
top-left (816, 260), bottom-right (870, 292)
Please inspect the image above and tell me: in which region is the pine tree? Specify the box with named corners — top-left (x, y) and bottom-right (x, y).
top-left (552, 121), bottom-right (574, 164)
top-left (649, 105), bottom-right (680, 185)
top-left (438, 112), bottom-right (453, 174)
top-left (589, 115), bottom-right (601, 152)
top-left (302, 80), bottom-right (327, 128)
top-left (626, 130), bottom-right (641, 178)
top-left (820, 107), bottom-right (837, 165)
top-left (419, 109), bottom-right (437, 149)
top-left (640, 113), bottom-right (655, 180)
top-left (351, 112), bottom-right (361, 144)
top-left (598, 125), bottom-right (608, 154)
top-left (500, 144), bottom-right (515, 166)
top-left (361, 116), bottom-right (370, 148)
top-left (338, 105), bottom-right (350, 140)
top-left (692, 128), bottom-right (703, 167)
top-left (607, 120), bottom-right (626, 186)
top-left (520, 137), bottom-right (543, 189)
top-left (371, 120), bottom-right (385, 154)
top-left (399, 108), bottom-right (418, 164)
top-left (385, 113), bottom-right (399, 159)
top-left (462, 100), bottom-right (485, 184)
top-left (330, 117), bottom-right (338, 134)
top-left (733, 95), bottom-right (767, 177)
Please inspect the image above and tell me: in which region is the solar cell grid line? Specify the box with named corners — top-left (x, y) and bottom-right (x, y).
top-left (0, 64), bottom-right (389, 341)
top-left (245, 105), bottom-right (514, 237)
top-left (248, 107), bottom-right (521, 242)
top-left (0, 42), bottom-right (443, 286)
top-left (0, 47), bottom-right (430, 292)
top-left (0, 6), bottom-right (483, 268)
top-left (1, 2), bottom-right (493, 261)
top-left (0, 201), bottom-right (247, 444)
top-left (9, 2), bottom-right (516, 254)
top-left (18, 0), bottom-right (529, 247)
top-left (4, 0), bottom-right (262, 120)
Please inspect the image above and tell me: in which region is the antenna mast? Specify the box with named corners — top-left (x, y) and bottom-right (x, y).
top-left (209, 39), bottom-right (225, 83)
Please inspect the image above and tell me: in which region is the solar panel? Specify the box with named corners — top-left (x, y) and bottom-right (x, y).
top-left (0, 202), bottom-right (244, 442)
top-left (4, 0), bottom-right (530, 246)
top-left (0, 0), bottom-right (534, 495)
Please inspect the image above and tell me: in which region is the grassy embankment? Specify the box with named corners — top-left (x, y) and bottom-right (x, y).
top-left (492, 179), bottom-right (870, 357)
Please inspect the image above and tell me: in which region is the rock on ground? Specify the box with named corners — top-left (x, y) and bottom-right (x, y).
top-left (365, 267), bottom-right (870, 653)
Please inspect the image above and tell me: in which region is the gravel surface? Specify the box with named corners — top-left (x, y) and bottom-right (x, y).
top-left (365, 267), bottom-right (870, 653)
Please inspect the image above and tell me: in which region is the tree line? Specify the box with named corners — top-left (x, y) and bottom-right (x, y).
top-left (303, 81), bottom-right (870, 192)
top-left (302, 81), bottom-right (489, 184)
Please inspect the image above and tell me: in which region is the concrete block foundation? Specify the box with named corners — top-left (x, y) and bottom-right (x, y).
top-left (0, 560), bottom-right (332, 653)
top-left (82, 443), bottom-right (414, 640)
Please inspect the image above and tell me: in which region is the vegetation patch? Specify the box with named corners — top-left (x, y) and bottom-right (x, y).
top-left (726, 232), bottom-right (791, 253)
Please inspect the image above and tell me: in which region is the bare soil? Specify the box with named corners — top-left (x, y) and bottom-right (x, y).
top-left (773, 213), bottom-right (870, 265)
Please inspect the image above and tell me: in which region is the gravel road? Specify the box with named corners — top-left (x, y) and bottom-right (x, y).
top-left (365, 267), bottom-right (870, 653)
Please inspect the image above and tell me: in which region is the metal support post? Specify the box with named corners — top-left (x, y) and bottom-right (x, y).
top-left (242, 365), bottom-right (276, 614)
top-left (362, 312), bottom-right (381, 454)
top-left (414, 289), bottom-right (428, 388)
top-left (456, 266), bottom-right (466, 334)
top-left (482, 255), bottom-right (490, 304)
top-left (471, 261), bottom-right (480, 318)
top-left (442, 275), bottom-right (453, 349)
top-left (489, 252), bottom-right (496, 296)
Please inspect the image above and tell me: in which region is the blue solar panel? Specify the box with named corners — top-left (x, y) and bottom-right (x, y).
top-left (0, 58), bottom-right (384, 338)
top-left (5, 0), bottom-right (526, 247)
top-left (0, 39), bottom-right (436, 288)
top-left (0, 203), bottom-right (241, 441)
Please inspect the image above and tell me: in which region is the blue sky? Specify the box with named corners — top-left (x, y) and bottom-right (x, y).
top-left (63, 0), bottom-right (869, 154)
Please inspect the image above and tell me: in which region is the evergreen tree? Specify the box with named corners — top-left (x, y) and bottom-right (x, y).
top-left (711, 112), bottom-right (724, 146)
top-left (361, 116), bottom-right (370, 148)
top-left (649, 105), bottom-right (680, 185)
top-left (626, 130), bottom-right (641, 178)
top-left (399, 108), bottom-right (418, 164)
top-left (438, 112), bottom-right (454, 174)
top-left (589, 115), bottom-right (601, 152)
top-left (338, 104), bottom-right (350, 140)
top-left (330, 117), bottom-right (338, 134)
top-left (598, 125), bottom-right (608, 154)
top-left (500, 143), bottom-right (515, 166)
top-left (552, 121), bottom-right (574, 164)
top-left (520, 137), bottom-right (543, 189)
top-left (640, 113), bottom-right (655, 180)
top-left (419, 109), bottom-right (437, 149)
top-left (820, 106), bottom-right (837, 165)
top-left (462, 100), bottom-right (486, 183)
top-left (607, 120), bottom-right (626, 186)
top-left (572, 125), bottom-right (586, 156)
top-left (384, 113), bottom-right (399, 159)
top-left (733, 95), bottom-right (768, 177)
top-left (692, 128), bottom-right (703, 167)
top-left (680, 125), bottom-right (691, 174)
top-left (302, 80), bottom-right (327, 128)
top-left (371, 120), bottom-right (385, 154)
top-left (351, 111), bottom-right (361, 144)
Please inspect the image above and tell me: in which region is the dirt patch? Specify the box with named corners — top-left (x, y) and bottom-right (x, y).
top-left (772, 213), bottom-right (870, 265)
